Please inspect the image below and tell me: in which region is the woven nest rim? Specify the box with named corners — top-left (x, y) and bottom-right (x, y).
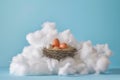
top-left (43, 45), bottom-right (77, 60)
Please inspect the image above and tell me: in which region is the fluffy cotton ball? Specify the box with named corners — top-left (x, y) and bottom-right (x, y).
top-left (95, 44), bottom-right (112, 57)
top-left (21, 46), bottom-right (44, 61)
top-left (60, 57), bottom-right (76, 66)
top-left (79, 41), bottom-right (112, 74)
top-left (10, 54), bottom-right (29, 76)
top-left (95, 56), bottom-right (110, 74)
top-left (80, 40), bottom-right (95, 60)
top-left (27, 58), bottom-right (51, 75)
top-left (46, 58), bottom-right (59, 74)
top-left (10, 62), bottom-right (29, 76)
top-left (58, 29), bottom-right (78, 48)
top-left (10, 22), bottom-right (112, 76)
top-left (76, 64), bottom-right (90, 75)
top-left (58, 62), bottom-right (76, 75)
top-left (61, 58), bottom-right (76, 74)
top-left (41, 22), bottom-right (56, 32)
top-left (10, 46), bottom-right (51, 75)
top-left (26, 22), bottom-right (58, 48)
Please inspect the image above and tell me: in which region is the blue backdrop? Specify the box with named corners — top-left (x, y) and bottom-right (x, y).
top-left (0, 0), bottom-right (120, 68)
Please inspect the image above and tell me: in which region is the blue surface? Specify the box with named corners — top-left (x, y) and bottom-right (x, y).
top-left (0, 0), bottom-right (120, 76)
top-left (0, 68), bottom-right (120, 80)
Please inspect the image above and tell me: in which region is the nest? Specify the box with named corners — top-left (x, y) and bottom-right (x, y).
top-left (43, 45), bottom-right (77, 60)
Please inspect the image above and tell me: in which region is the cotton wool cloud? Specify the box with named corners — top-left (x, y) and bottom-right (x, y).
top-left (10, 22), bottom-right (112, 76)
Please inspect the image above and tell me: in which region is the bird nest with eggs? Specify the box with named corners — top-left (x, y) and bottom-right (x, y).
top-left (43, 38), bottom-right (77, 60)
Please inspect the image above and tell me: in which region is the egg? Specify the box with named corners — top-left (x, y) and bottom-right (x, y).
top-left (60, 43), bottom-right (68, 49)
top-left (52, 38), bottom-right (60, 47)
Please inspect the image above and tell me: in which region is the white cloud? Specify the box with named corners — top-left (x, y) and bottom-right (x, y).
top-left (10, 22), bottom-right (112, 76)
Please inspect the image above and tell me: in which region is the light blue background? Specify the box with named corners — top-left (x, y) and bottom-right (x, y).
top-left (0, 0), bottom-right (120, 69)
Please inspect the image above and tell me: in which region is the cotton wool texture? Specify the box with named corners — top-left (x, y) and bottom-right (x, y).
top-left (10, 22), bottom-right (112, 76)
